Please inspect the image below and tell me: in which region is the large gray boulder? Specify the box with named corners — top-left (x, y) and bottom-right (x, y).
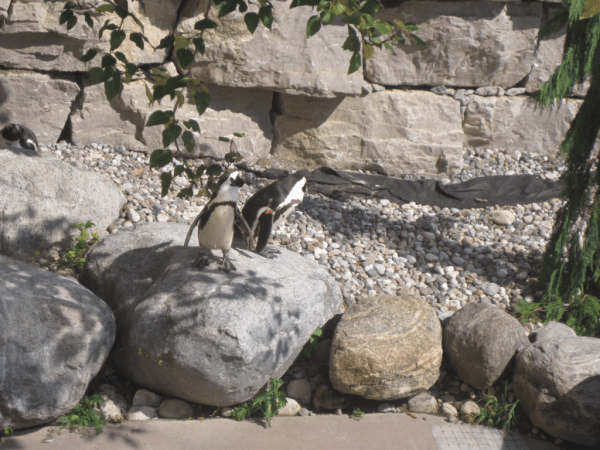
top-left (513, 322), bottom-right (600, 446)
top-left (330, 293), bottom-right (442, 400)
top-left (84, 222), bottom-right (344, 406)
top-left (443, 303), bottom-right (529, 390)
top-left (0, 151), bottom-right (125, 260)
top-left (0, 255), bottom-right (115, 430)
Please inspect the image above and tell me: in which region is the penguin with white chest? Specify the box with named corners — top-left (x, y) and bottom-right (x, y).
top-left (242, 172), bottom-right (307, 254)
top-left (184, 170), bottom-right (253, 272)
top-left (0, 124), bottom-right (39, 151)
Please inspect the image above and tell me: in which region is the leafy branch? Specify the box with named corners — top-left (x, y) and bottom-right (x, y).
top-left (293, 0), bottom-right (425, 74)
top-left (60, 0), bottom-right (422, 198)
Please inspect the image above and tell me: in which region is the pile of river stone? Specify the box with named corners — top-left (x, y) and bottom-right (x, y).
top-left (38, 141), bottom-right (565, 329)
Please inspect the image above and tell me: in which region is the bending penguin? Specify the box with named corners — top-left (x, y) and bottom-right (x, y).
top-left (184, 170), bottom-right (253, 272)
top-left (0, 123), bottom-right (39, 151)
top-left (242, 172), bottom-right (307, 253)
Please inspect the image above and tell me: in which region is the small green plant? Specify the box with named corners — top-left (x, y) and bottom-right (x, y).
top-left (351, 407), bottom-right (364, 420)
top-left (2, 427), bottom-right (13, 436)
top-left (303, 326), bottom-right (323, 358)
top-left (138, 347), bottom-right (168, 368)
top-left (230, 378), bottom-right (286, 427)
top-left (58, 394), bottom-right (108, 436)
top-left (474, 383), bottom-right (520, 432)
top-left (51, 221), bottom-right (99, 273)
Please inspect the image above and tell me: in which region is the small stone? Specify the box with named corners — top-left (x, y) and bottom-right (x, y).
top-left (158, 399), bottom-right (194, 419)
top-left (334, 408), bottom-right (343, 415)
top-left (127, 206), bottom-right (141, 223)
top-left (488, 210), bottom-right (516, 226)
top-left (126, 405), bottom-right (158, 421)
top-left (298, 408), bottom-right (310, 417)
top-left (221, 406), bottom-right (235, 417)
top-left (132, 389), bottom-right (162, 408)
top-left (459, 400), bottom-right (481, 422)
top-left (408, 393), bottom-right (438, 414)
top-left (442, 403), bottom-right (458, 417)
top-left (277, 398), bottom-right (302, 416)
top-left (377, 403), bottom-right (395, 413)
top-left (287, 379), bottom-right (312, 405)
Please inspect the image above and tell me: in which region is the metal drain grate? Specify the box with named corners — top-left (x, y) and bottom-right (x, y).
top-left (431, 424), bottom-right (531, 450)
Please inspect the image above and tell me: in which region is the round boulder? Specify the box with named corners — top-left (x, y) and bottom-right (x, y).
top-left (84, 223), bottom-right (343, 407)
top-left (0, 256), bottom-right (115, 430)
top-left (330, 293), bottom-right (442, 400)
top-left (443, 303), bottom-right (528, 390)
top-left (513, 323), bottom-right (600, 445)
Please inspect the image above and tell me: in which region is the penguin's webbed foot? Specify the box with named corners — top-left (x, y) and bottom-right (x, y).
top-left (193, 253), bottom-right (210, 270)
top-left (219, 251), bottom-right (236, 272)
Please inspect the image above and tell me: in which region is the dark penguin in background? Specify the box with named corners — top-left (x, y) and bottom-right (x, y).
top-left (0, 124), bottom-right (39, 151)
top-left (242, 172), bottom-right (307, 253)
top-left (184, 170), bottom-right (253, 272)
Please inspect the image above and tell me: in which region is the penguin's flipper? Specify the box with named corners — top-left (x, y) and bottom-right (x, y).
top-left (219, 249), bottom-right (236, 272)
top-left (255, 212), bottom-right (274, 254)
top-left (235, 206), bottom-right (254, 251)
top-left (184, 212), bottom-right (202, 248)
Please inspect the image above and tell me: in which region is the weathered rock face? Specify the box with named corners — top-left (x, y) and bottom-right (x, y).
top-left (330, 293), bottom-right (442, 400)
top-left (180, 0), bottom-right (364, 98)
top-left (366, 2), bottom-right (542, 88)
top-left (0, 70), bottom-right (80, 144)
top-left (71, 80), bottom-right (273, 162)
top-left (84, 222), bottom-right (343, 406)
top-left (513, 322), bottom-right (600, 446)
top-left (0, 0), bottom-right (178, 72)
top-left (0, 255), bottom-right (115, 430)
top-left (443, 303), bottom-right (529, 390)
top-left (463, 95), bottom-right (582, 156)
top-left (271, 90), bottom-right (464, 177)
top-left (0, 151), bottom-right (125, 260)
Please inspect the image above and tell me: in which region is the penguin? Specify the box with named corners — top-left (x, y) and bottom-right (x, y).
top-left (241, 172), bottom-right (307, 254)
top-left (183, 170), bottom-right (253, 272)
top-left (0, 123), bottom-right (39, 151)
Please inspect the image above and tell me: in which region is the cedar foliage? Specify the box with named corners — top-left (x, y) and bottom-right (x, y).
top-left (517, 0), bottom-right (600, 336)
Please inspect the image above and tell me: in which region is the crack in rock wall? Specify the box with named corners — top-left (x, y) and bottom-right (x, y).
top-left (0, 0), bottom-right (588, 175)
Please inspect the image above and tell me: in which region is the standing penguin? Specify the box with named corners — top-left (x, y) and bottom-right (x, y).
top-left (242, 172), bottom-right (307, 253)
top-left (0, 124), bottom-right (39, 151)
top-left (184, 170), bottom-right (253, 272)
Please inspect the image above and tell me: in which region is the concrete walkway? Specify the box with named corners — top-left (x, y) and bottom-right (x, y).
top-left (0, 414), bottom-right (559, 450)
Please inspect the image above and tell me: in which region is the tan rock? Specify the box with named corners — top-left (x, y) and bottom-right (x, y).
top-left (271, 90), bottom-right (463, 178)
top-left (0, 0), bottom-right (179, 72)
top-left (276, 398), bottom-right (301, 416)
top-left (366, 2), bottom-right (542, 88)
top-left (0, 70), bottom-right (79, 144)
top-left (488, 210), bottom-right (516, 226)
top-left (459, 400), bottom-right (481, 422)
top-left (330, 293), bottom-right (442, 400)
top-left (71, 80), bottom-right (272, 163)
top-left (463, 95), bottom-right (583, 155)
top-left (158, 399), bottom-right (194, 419)
top-left (178, 0), bottom-right (363, 97)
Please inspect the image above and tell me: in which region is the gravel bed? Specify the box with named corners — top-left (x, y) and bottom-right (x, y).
top-left (36, 142), bottom-right (567, 443)
top-left (40, 142), bottom-right (565, 328)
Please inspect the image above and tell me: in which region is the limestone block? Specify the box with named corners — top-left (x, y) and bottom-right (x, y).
top-left (0, 70), bottom-right (79, 144)
top-left (524, 6), bottom-right (566, 93)
top-left (330, 293), bottom-right (443, 400)
top-left (365, 2), bottom-right (542, 88)
top-left (463, 95), bottom-right (582, 155)
top-left (0, 0), bottom-right (180, 71)
top-left (178, 0), bottom-right (363, 97)
top-left (71, 80), bottom-right (272, 164)
top-left (271, 90), bottom-right (464, 177)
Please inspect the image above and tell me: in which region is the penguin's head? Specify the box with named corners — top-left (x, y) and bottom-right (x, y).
top-left (1, 124), bottom-right (22, 141)
top-left (218, 170), bottom-right (244, 188)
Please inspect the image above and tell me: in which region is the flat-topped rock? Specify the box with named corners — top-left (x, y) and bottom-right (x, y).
top-left (84, 222), bottom-right (344, 406)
